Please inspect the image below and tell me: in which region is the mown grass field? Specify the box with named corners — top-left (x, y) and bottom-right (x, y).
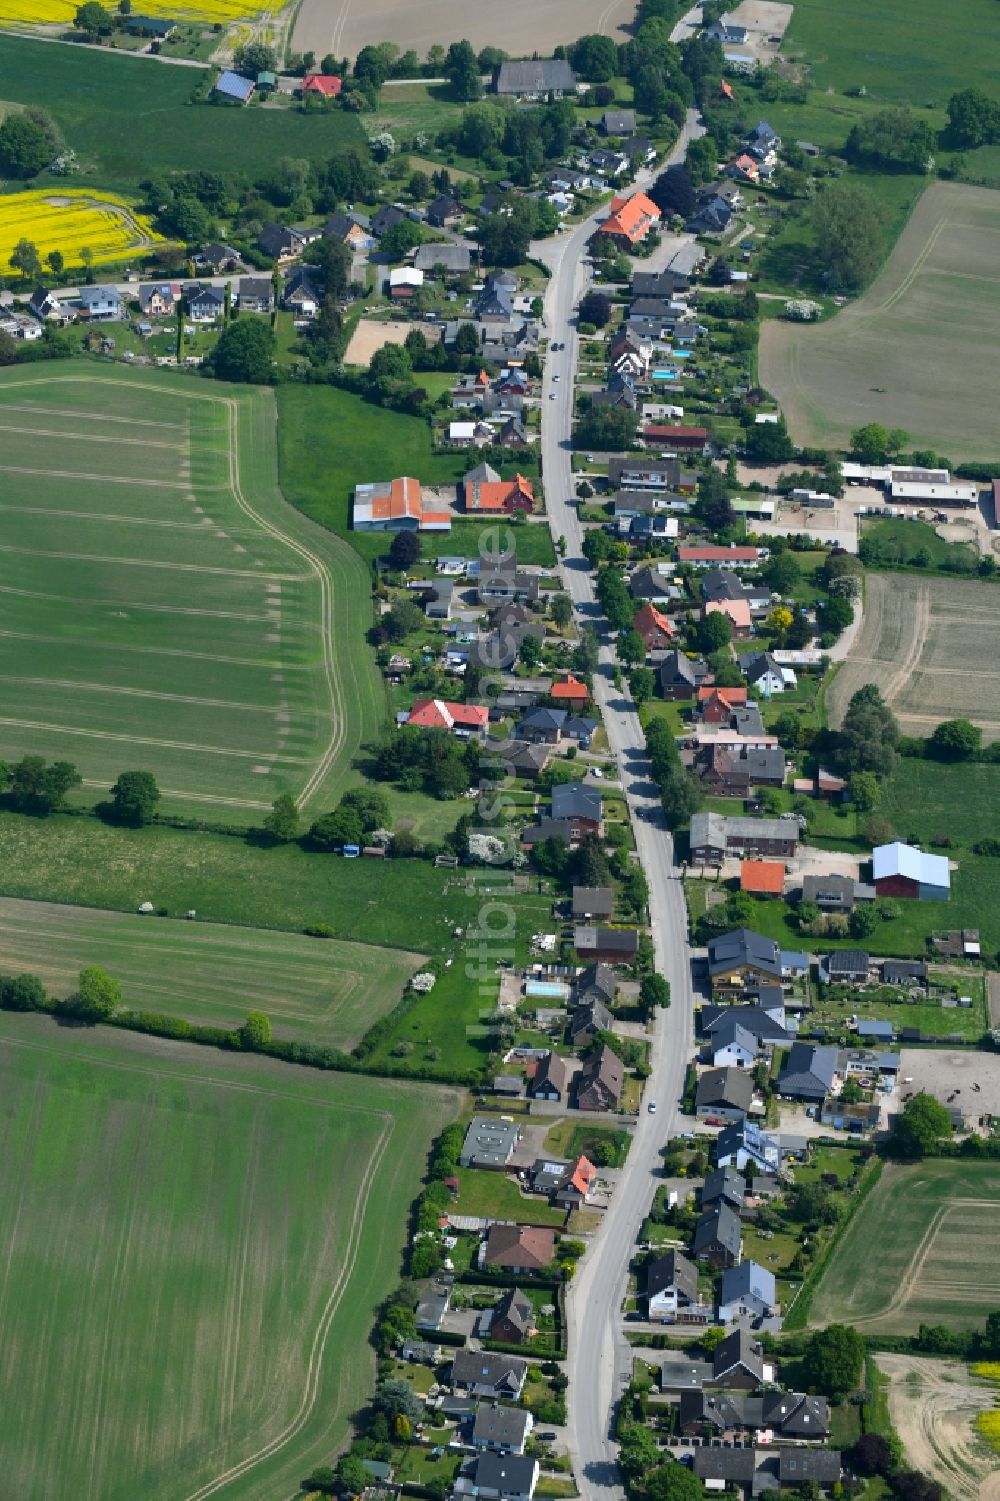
top-left (0, 36), bottom-right (365, 190)
top-left (808, 1160), bottom-right (1000, 1333)
top-left (277, 385), bottom-right (554, 566)
top-left (760, 183), bottom-right (1000, 457)
top-left (0, 363), bottom-right (382, 821)
top-left (0, 895), bottom-right (421, 1046)
top-left (0, 1011), bottom-right (458, 1501)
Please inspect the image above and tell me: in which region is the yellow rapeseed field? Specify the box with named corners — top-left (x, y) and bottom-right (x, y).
top-left (973, 1363), bottom-right (1000, 1383)
top-left (0, 0), bottom-right (270, 21)
top-left (0, 189), bottom-right (165, 273)
top-left (976, 1409), bottom-right (1000, 1451)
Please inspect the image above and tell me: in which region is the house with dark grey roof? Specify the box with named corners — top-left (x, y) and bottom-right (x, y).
top-left (576, 963), bottom-right (617, 1007)
top-left (460, 1116), bottom-right (520, 1169)
top-left (572, 885), bottom-right (614, 920)
top-left (659, 650), bottom-right (709, 700)
top-left (692, 1202), bottom-right (743, 1267)
top-left (415, 241), bottom-right (472, 274)
top-left (569, 998), bottom-right (612, 1046)
top-left (496, 58), bottom-right (577, 96)
top-left (455, 1453), bottom-right (539, 1501)
top-left (645, 1249), bottom-right (707, 1323)
top-left (703, 1003), bottom-right (792, 1052)
top-left (802, 872), bottom-right (857, 914)
top-left (707, 929), bottom-right (783, 992)
top-left (707, 1328), bottom-right (771, 1388)
top-left (702, 1165), bottom-right (745, 1210)
top-left (426, 193), bottom-right (464, 227)
top-left (574, 926), bottom-right (639, 963)
top-left (695, 1066), bottom-right (753, 1121)
top-left (551, 780), bottom-right (602, 835)
top-left (602, 107), bottom-right (637, 135)
top-left (471, 1403), bottom-right (534, 1454)
top-left (820, 949), bottom-right (870, 985)
top-left (718, 1260), bottom-right (778, 1324)
top-left (575, 1044), bottom-right (625, 1111)
top-left (777, 1043), bottom-right (839, 1101)
top-left (778, 1450), bottom-right (842, 1487)
top-left (516, 707), bottom-right (566, 745)
top-left (527, 1051), bottom-right (570, 1103)
top-left (485, 1287), bottom-right (535, 1345)
top-left (692, 1448), bottom-right (756, 1485)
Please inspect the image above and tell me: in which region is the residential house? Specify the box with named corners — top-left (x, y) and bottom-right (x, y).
top-left (590, 147), bottom-right (629, 179)
top-left (692, 1451), bottom-right (756, 1488)
top-left (455, 1454), bottom-right (539, 1501)
top-left (283, 265), bottom-right (323, 319)
top-left (424, 580), bottom-right (455, 620)
top-left (777, 1043), bottom-right (839, 1102)
top-left (689, 812), bottom-right (799, 866)
top-left (705, 14), bottom-right (749, 44)
top-left (137, 282), bottom-right (179, 317)
top-left (572, 885), bottom-right (614, 920)
top-left (495, 58), bottom-right (577, 96)
top-left (495, 742), bottom-right (553, 780)
top-left (576, 963), bottom-right (617, 1008)
top-left (471, 1406), bottom-right (533, 1456)
top-left (195, 242), bottom-right (241, 272)
top-left (707, 929), bottom-right (783, 993)
top-left (688, 191), bottom-right (733, 236)
top-left (645, 1249), bottom-right (706, 1323)
top-left (707, 1329), bottom-right (771, 1389)
top-left (596, 192), bottom-right (662, 250)
top-left (608, 457), bottom-right (681, 492)
top-left (371, 204), bottom-right (406, 239)
top-left (27, 286), bottom-right (66, 322)
top-left (406, 699), bottom-right (489, 735)
top-left (643, 425), bottom-right (709, 454)
top-left (881, 959), bottom-right (928, 988)
top-left (257, 222), bottom-right (308, 261)
top-left (778, 1452), bottom-right (842, 1490)
top-left (695, 1066), bottom-right (753, 1121)
top-left (708, 1016), bottom-right (758, 1071)
top-left (527, 1051), bottom-right (570, 1103)
top-left (699, 688), bottom-right (748, 724)
top-left (602, 107), bottom-right (637, 135)
top-left (705, 597), bottom-right (753, 637)
top-left (452, 1349), bottom-right (528, 1400)
top-left (681, 544), bottom-right (762, 570)
top-left (702, 1165), bottom-right (745, 1210)
top-left (575, 1044), bottom-right (625, 1111)
top-left (214, 69), bottom-right (255, 104)
top-left (550, 674), bottom-right (590, 708)
top-left (390, 267), bottom-right (425, 302)
top-left (464, 468), bottom-right (535, 514)
top-left (575, 927), bottom-right (638, 964)
top-left (820, 949), bottom-right (870, 985)
top-left (485, 1288), bottom-right (535, 1345)
top-left (740, 860), bottom-right (786, 898)
top-left (184, 284), bottom-right (226, 321)
top-left (703, 1003), bottom-right (792, 1054)
top-left (426, 193), bottom-right (464, 228)
top-left (632, 602), bottom-right (674, 653)
top-left (742, 651), bottom-right (795, 695)
top-left (856, 1018), bottom-right (896, 1044)
top-left (554, 1155), bottom-right (597, 1208)
top-left (483, 1224), bottom-right (556, 1275)
top-left (499, 416), bottom-right (532, 448)
top-left (301, 72), bottom-right (342, 97)
top-left (353, 476), bottom-right (451, 532)
top-left (324, 210), bottom-right (372, 252)
top-left (76, 285), bottom-right (122, 321)
top-left (449, 419), bottom-right (496, 448)
top-left (718, 1260), bottom-right (778, 1324)
top-left (521, 816), bottom-right (576, 847)
top-left (747, 121), bottom-right (781, 159)
top-left (697, 745), bottom-right (787, 796)
top-left (629, 559), bottom-right (683, 597)
top-left (692, 1202), bottom-right (743, 1268)
top-left (478, 569), bottom-right (540, 606)
top-left (415, 242), bottom-right (472, 274)
top-left (727, 153), bottom-right (761, 184)
top-left (476, 273), bottom-right (514, 323)
top-left (715, 1120), bottom-right (781, 1174)
top-left (517, 708), bottom-right (566, 745)
top-left (659, 651), bottom-right (710, 700)
top-left (872, 841), bottom-right (951, 901)
top-left (460, 1116), bottom-right (520, 1169)
top-left (569, 998), bottom-right (612, 1046)
top-left (239, 277), bottom-right (273, 313)
top-left (802, 873), bottom-right (857, 915)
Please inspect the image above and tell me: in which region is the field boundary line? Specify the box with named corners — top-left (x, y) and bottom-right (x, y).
top-left (0, 542), bottom-right (302, 581)
top-left (0, 584), bottom-right (283, 624)
top-left (0, 715), bottom-right (306, 763)
top-left (0, 674), bottom-right (283, 715)
top-left (0, 461), bottom-right (214, 490)
top-left (0, 399), bottom-right (186, 430)
top-left (0, 502), bottom-right (262, 537)
top-left (77, 778), bottom-right (272, 809)
top-left (0, 627), bottom-right (293, 670)
top-left (0, 420), bottom-right (188, 450)
top-left (879, 211), bottom-right (951, 312)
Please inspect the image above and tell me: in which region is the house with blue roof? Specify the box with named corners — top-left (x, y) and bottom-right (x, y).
top-left (214, 69), bottom-right (255, 104)
top-left (872, 841), bottom-right (951, 901)
top-left (718, 1260), bottom-right (778, 1324)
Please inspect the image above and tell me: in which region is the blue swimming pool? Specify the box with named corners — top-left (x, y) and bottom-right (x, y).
top-left (652, 369), bottom-right (678, 381)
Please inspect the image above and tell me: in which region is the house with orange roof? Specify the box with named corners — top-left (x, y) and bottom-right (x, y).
top-left (353, 476), bottom-right (452, 532)
top-left (551, 675), bottom-right (590, 706)
top-left (740, 860), bottom-right (785, 897)
top-left (698, 686), bottom-right (748, 723)
top-left (554, 1156), bottom-right (597, 1208)
top-left (463, 464), bottom-right (535, 514)
top-left (633, 602), bottom-right (674, 652)
top-left (596, 191), bottom-right (662, 249)
top-left (706, 599), bottom-right (752, 636)
top-left (301, 73), bottom-right (342, 97)
top-left (405, 699), bottom-right (489, 735)
top-left (726, 153), bottom-right (760, 184)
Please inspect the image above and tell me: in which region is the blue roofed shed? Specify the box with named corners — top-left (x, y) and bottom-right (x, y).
top-left (214, 70), bottom-right (255, 103)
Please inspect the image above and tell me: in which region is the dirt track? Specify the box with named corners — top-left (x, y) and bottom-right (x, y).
top-left (878, 1354), bottom-right (1000, 1501)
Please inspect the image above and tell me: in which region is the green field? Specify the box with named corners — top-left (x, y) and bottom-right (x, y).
top-left (0, 895), bottom-right (421, 1047)
top-left (878, 758), bottom-right (1000, 850)
top-left (0, 1011), bottom-right (458, 1501)
top-left (760, 182), bottom-right (1000, 457)
top-left (860, 518), bottom-right (980, 573)
top-left (808, 1159), bottom-right (1000, 1333)
top-left (0, 35), bottom-right (364, 190)
top-left (0, 364), bottom-right (382, 822)
top-left (277, 386), bottom-right (554, 566)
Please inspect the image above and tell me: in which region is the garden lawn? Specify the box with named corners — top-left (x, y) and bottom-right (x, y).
top-left (0, 1010), bottom-right (458, 1501)
top-left (542, 1120), bottom-right (632, 1168)
top-left (277, 386), bottom-right (552, 565)
top-left (452, 1166), bottom-right (566, 1226)
top-left (0, 895), bottom-right (421, 1048)
top-left (0, 36), bottom-right (365, 192)
top-left (860, 518), bottom-right (980, 573)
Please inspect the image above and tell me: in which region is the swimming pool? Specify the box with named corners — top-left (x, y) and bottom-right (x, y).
top-left (652, 369), bottom-right (678, 381)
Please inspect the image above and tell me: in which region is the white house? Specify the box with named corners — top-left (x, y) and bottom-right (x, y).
top-left (718, 1261), bottom-right (778, 1324)
top-left (710, 1018), bottom-right (756, 1070)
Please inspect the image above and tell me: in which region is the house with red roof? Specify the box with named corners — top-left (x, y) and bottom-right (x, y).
top-left (706, 599), bottom-right (752, 636)
top-left (727, 153), bottom-right (760, 183)
top-left (698, 686), bottom-right (748, 723)
top-left (596, 191), bottom-right (662, 248)
top-left (301, 73), bottom-right (342, 97)
top-left (554, 1156), bottom-right (597, 1208)
top-left (463, 465), bottom-right (535, 514)
top-left (642, 425), bottom-right (709, 453)
top-left (353, 476), bottom-right (451, 532)
top-left (551, 675), bottom-right (590, 706)
top-left (633, 602), bottom-right (674, 652)
top-left (740, 860), bottom-right (785, 896)
top-left (405, 699), bottom-right (489, 734)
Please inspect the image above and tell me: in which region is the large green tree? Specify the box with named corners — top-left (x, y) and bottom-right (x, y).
top-left (929, 718), bottom-right (981, 761)
top-left (8, 755), bottom-right (81, 814)
top-left (263, 792), bottom-right (299, 842)
top-left (0, 108), bottom-right (61, 178)
top-left (109, 770), bottom-right (160, 826)
top-left (801, 1323), bottom-right (865, 1398)
top-left (74, 964), bottom-right (122, 1020)
top-left (570, 33), bottom-right (618, 81)
top-left (836, 684), bottom-right (899, 777)
top-left (211, 319), bottom-right (274, 383)
top-left (891, 1093), bottom-right (952, 1159)
top-left (74, 1), bottom-right (115, 37)
top-left (444, 39), bottom-right (481, 101)
top-left (810, 180), bottom-right (887, 290)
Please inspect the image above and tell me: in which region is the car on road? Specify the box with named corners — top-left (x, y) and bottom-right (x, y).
top-left (647, 1101), bottom-right (657, 1113)
top-left (553, 373), bottom-right (560, 381)
top-left (549, 393), bottom-right (556, 400)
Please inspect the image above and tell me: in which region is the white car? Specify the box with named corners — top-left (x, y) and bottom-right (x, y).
top-left (549, 392), bottom-right (556, 400)
top-left (552, 373), bottom-right (560, 381)
top-left (648, 1101), bottom-right (657, 1114)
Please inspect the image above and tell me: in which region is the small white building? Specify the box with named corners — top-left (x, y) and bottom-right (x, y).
top-left (389, 266), bottom-right (424, 290)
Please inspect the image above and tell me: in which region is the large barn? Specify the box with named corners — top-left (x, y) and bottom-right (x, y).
top-left (871, 842), bottom-right (951, 902)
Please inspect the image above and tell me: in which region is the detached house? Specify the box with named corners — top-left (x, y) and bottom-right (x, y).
top-left (452, 1349), bottom-right (528, 1400)
top-left (138, 282), bottom-right (179, 317)
top-left (551, 781), bottom-right (602, 837)
top-left (485, 1287), bottom-right (535, 1345)
top-left (632, 602), bottom-right (674, 653)
top-left (596, 192), bottom-right (662, 249)
top-left (695, 1066), bottom-right (753, 1122)
top-left (483, 1224), bottom-right (556, 1275)
top-left (575, 1044), bottom-right (625, 1111)
top-left (646, 1249), bottom-right (708, 1324)
top-left (455, 1454), bottom-right (539, 1501)
top-left (471, 1405), bottom-right (534, 1455)
top-left (777, 1043), bottom-right (839, 1102)
top-left (718, 1260), bottom-right (778, 1324)
top-left (707, 929), bottom-right (783, 994)
top-left (692, 1202), bottom-right (742, 1268)
top-left (527, 1051), bottom-right (570, 1103)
